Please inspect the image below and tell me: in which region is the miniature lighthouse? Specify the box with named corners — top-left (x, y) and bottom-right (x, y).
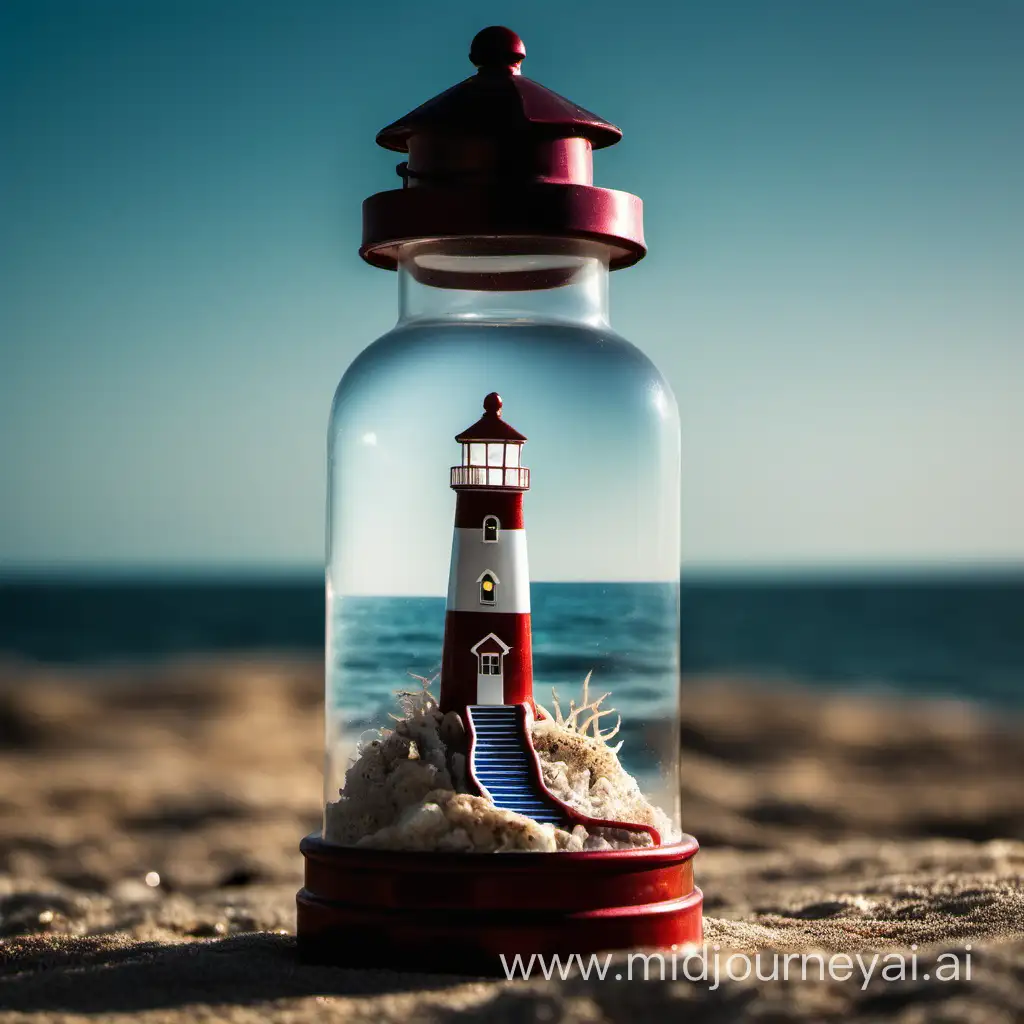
top-left (440, 392), bottom-right (533, 714)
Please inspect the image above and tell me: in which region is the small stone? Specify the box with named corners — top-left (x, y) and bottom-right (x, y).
top-left (440, 711), bottom-right (467, 752)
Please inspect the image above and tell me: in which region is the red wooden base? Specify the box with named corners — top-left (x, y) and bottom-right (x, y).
top-left (296, 834), bottom-right (702, 974)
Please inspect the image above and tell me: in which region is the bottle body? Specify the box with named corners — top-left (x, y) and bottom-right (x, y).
top-left (323, 244), bottom-right (682, 850)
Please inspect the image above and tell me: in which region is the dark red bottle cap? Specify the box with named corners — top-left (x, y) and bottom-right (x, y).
top-left (360, 27), bottom-right (646, 274)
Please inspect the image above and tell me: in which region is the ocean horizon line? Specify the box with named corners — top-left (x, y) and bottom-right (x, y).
top-left (2, 563), bottom-right (1024, 587)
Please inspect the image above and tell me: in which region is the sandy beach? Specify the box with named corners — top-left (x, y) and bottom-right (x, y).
top-left (0, 657), bottom-right (1021, 1022)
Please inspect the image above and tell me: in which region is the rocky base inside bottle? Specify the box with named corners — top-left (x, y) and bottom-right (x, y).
top-left (296, 834), bottom-right (702, 973)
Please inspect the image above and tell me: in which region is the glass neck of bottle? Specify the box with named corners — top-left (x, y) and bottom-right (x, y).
top-left (396, 239), bottom-right (611, 327)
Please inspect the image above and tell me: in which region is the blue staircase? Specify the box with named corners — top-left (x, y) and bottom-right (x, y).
top-left (466, 705), bottom-right (566, 825)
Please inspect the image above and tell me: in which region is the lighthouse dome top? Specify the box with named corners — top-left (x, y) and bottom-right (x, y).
top-left (455, 392), bottom-right (527, 443)
top-left (375, 27), bottom-right (622, 154)
top-left (359, 27), bottom-right (646, 272)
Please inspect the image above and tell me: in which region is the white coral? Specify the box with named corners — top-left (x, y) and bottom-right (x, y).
top-left (534, 671), bottom-right (623, 750)
top-left (324, 702), bottom-right (455, 846)
top-left (356, 791), bottom-right (563, 853)
top-left (324, 679), bottom-right (676, 851)
top-left (531, 717), bottom-right (675, 842)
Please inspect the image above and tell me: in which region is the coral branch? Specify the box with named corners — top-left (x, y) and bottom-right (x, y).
top-left (394, 673), bottom-right (439, 718)
top-left (546, 671), bottom-right (621, 748)
top-left (551, 688), bottom-right (563, 725)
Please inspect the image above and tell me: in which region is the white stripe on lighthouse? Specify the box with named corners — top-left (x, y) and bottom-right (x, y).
top-left (446, 528), bottom-right (531, 613)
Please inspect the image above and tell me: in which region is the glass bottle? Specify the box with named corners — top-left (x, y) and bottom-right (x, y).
top-left (299, 26), bottom-right (701, 969)
top-left (325, 237), bottom-right (682, 842)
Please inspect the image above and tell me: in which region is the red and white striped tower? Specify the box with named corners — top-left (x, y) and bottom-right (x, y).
top-left (440, 393), bottom-right (533, 714)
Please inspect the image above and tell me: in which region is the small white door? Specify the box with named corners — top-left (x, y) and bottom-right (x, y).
top-left (477, 673), bottom-right (504, 704)
top-left (477, 652), bottom-right (504, 704)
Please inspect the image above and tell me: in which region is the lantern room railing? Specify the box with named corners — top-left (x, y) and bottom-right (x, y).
top-left (450, 465), bottom-right (530, 489)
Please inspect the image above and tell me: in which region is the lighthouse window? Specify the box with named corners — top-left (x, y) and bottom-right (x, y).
top-left (488, 468), bottom-right (503, 486)
top-left (479, 573), bottom-right (497, 604)
top-left (487, 443), bottom-right (504, 467)
top-left (505, 445), bottom-right (520, 468)
top-left (480, 653), bottom-right (501, 675)
top-left (483, 516), bottom-right (499, 542)
top-left (469, 443), bottom-right (486, 466)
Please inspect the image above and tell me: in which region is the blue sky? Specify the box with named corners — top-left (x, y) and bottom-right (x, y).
top-left (2, 0), bottom-right (1022, 574)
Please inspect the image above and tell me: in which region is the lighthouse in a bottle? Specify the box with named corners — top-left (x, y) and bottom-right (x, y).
top-left (298, 24), bottom-right (705, 970)
top-left (440, 392), bottom-right (533, 714)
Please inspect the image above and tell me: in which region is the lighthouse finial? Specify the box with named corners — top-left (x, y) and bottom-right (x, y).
top-left (483, 392), bottom-right (503, 416)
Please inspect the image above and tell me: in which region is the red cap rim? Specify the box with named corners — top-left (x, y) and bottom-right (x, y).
top-left (361, 182), bottom-right (646, 272)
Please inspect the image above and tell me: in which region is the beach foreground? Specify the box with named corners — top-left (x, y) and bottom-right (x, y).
top-left (0, 658), bottom-right (1021, 1022)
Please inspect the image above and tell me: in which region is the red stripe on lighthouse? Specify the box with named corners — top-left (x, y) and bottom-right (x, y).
top-left (440, 611), bottom-right (533, 713)
top-left (453, 491), bottom-right (524, 529)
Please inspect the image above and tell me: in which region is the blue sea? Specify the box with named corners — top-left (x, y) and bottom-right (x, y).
top-left (1, 576), bottom-right (1021, 716)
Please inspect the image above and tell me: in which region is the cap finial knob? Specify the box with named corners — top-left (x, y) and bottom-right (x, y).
top-left (483, 392), bottom-right (503, 416)
top-left (470, 27), bottom-right (526, 74)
